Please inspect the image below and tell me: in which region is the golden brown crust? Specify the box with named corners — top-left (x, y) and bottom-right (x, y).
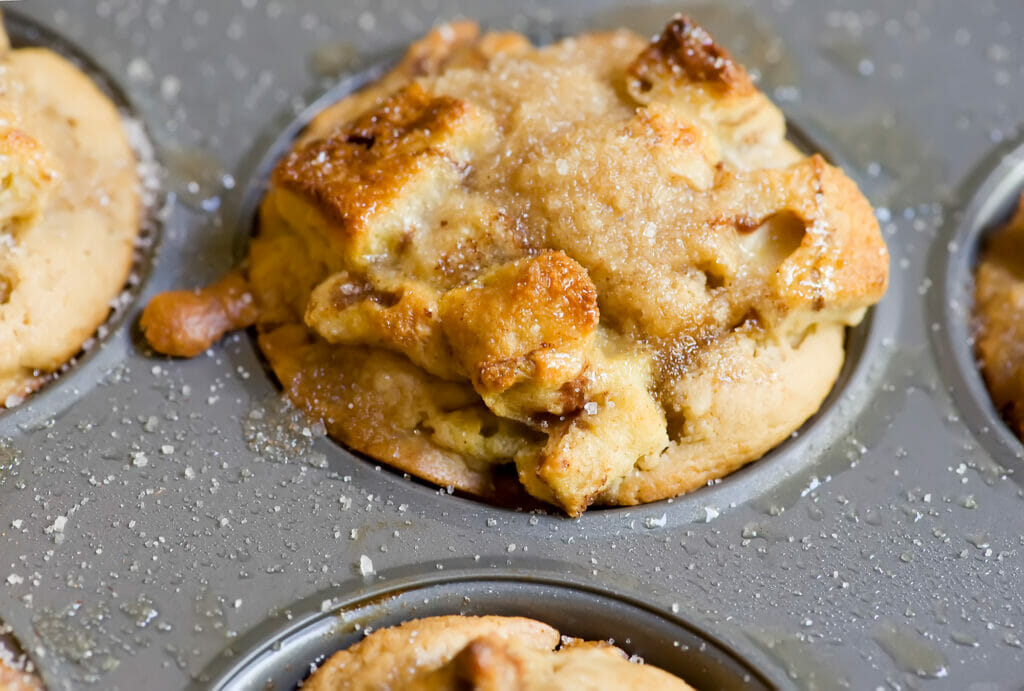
top-left (605, 323), bottom-right (845, 505)
top-left (258, 324), bottom-right (534, 499)
top-left (273, 84), bottom-right (488, 256)
top-left (395, 21), bottom-right (531, 80)
top-left (974, 192), bottom-right (1024, 440)
top-left (298, 22), bottom-right (531, 148)
top-left (623, 18), bottom-right (799, 172)
top-left (305, 269), bottom-right (458, 379)
top-left (146, 16), bottom-right (889, 514)
top-left (140, 271), bottom-right (258, 358)
top-left (628, 14), bottom-right (753, 95)
top-left (302, 615), bottom-right (695, 691)
top-left (439, 251), bottom-right (599, 397)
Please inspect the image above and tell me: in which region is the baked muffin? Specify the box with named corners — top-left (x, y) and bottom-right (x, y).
top-left (0, 659), bottom-right (41, 691)
top-left (0, 20), bottom-right (141, 405)
top-left (143, 16), bottom-right (888, 515)
top-left (302, 615), bottom-right (694, 690)
top-left (974, 192), bottom-right (1024, 440)
top-left (0, 628), bottom-right (42, 691)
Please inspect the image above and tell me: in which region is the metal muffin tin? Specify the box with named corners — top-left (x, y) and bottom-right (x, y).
top-left (196, 565), bottom-right (772, 690)
top-left (1, 1), bottom-right (1023, 689)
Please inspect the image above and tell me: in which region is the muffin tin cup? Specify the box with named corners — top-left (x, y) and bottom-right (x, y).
top-left (931, 136), bottom-right (1024, 471)
top-left (226, 52), bottom-right (896, 529)
top-left (196, 561), bottom-right (775, 691)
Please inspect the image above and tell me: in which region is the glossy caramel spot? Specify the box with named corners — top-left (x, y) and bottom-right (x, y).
top-left (141, 271), bottom-right (258, 358)
top-left (628, 14), bottom-right (753, 94)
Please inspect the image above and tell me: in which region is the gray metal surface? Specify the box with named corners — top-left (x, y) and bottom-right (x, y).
top-left (1, 1), bottom-right (1023, 689)
top-left (196, 567), bottom-right (772, 690)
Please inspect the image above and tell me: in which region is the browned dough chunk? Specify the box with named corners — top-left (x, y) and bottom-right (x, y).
top-left (628, 14), bottom-right (753, 94)
top-left (141, 271), bottom-right (258, 357)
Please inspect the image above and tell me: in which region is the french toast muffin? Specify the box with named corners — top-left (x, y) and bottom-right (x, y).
top-left (302, 615), bottom-right (695, 690)
top-left (974, 192), bottom-right (1024, 441)
top-left (0, 21), bottom-right (141, 405)
top-left (143, 16), bottom-right (888, 515)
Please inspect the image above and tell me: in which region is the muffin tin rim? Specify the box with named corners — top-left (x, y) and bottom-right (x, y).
top-left (930, 135), bottom-right (1024, 470)
top-left (195, 558), bottom-right (779, 691)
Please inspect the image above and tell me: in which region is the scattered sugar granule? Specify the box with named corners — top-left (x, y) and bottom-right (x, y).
top-left (358, 555), bottom-right (374, 576)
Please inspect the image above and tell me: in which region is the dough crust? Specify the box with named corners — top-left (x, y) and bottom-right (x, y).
top-left (0, 25), bottom-right (141, 403)
top-left (302, 615), bottom-right (694, 690)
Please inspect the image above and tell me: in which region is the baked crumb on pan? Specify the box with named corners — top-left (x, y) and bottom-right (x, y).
top-left (301, 615), bottom-right (695, 690)
top-left (142, 15), bottom-right (889, 515)
top-left (974, 191), bottom-right (1024, 441)
top-left (0, 19), bottom-right (141, 406)
top-left (140, 271), bottom-right (258, 358)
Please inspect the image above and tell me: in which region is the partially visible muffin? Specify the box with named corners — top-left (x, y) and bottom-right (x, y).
top-left (0, 627), bottom-right (42, 691)
top-left (302, 615), bottom-right (694, 690)
top-left (974, 192), bottom-right (1024, 440)
top-left (0, 21), bottom-right (141, 405)
top-left (0, 659), bottom-right (41, 691)
top-left (143, 16), bottom-right (889, 515)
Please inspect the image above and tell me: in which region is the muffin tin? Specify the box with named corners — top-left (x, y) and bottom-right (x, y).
top-left (1, 1), bottom-right (1023, 689)
top-left (933, 137), bottom-right (1024, 468)
top-left (196, 565), bottom-right (772, 690)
